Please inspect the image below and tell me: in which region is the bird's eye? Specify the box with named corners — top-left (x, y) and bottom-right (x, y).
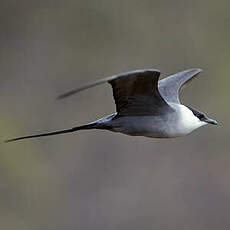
top-left (198, 114), bottom-right (205, 119)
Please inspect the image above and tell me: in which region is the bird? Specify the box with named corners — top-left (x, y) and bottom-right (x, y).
top-left (5, 68), bottom-right (217, 143)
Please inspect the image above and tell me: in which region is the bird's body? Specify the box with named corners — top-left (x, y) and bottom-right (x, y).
top-left (5, 68), bottom-right (217, 143)
top-left (87, 103), bottom-right (206, 138)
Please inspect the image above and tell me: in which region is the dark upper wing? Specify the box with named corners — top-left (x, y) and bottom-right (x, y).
top-left (109, 70), bottom-right (173, 116)
top-left (158, 69), bottom-right (202, 104)
top-left (58, 69), bottom-right (173, 116)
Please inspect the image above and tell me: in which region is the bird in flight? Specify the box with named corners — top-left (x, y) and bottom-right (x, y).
top-left (5, 68), bottom-right (217, 143)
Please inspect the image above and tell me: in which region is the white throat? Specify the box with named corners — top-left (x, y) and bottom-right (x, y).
top-left (171, 104), bottom-right (207, 136)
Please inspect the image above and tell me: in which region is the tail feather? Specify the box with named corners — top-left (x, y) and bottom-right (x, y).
top-left (5, 123), bottom-right (96, 143)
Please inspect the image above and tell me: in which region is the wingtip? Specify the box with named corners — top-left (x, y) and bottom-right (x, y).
top-left (4, 139), bottom-right (15, 143)
top-left (177, 68), bottom-right (203, 76)
top-left (56, 94), bottom-right (65, 100)
top-left (195, 68), bottom-right (203, 73)
top-left (189, 68), bottom-right (203, 73)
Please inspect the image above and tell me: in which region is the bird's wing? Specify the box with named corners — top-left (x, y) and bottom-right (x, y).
top-left (58, 69), bottom-right (173, 116)
top-left (158, 69), bottom-right (202, 104)
top-left (108, 69), bottom-right (173, 116)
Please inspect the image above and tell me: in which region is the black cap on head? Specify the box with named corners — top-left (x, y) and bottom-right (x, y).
top-left (187, 106), bottom-right (218, 125)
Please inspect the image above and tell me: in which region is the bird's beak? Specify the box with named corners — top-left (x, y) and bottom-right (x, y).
top-left (204, 117), bottom-right (218, 125)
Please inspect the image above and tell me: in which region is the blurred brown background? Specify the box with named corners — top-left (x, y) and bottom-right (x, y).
top-left (0, 0), bottom-right (229, 229)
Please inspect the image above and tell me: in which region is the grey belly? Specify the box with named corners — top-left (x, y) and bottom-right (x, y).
top-left (108, 115), bottom-right (175, 138)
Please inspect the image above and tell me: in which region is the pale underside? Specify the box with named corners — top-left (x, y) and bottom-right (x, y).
top-left (95, 103), bottom-right (206, 138)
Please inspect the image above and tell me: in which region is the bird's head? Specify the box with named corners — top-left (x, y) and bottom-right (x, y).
top-left (187, 106), bottom-right (218, 126)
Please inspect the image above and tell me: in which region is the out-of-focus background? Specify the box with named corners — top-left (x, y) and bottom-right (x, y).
top-left (0, 0), bottom-right (229, 229)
